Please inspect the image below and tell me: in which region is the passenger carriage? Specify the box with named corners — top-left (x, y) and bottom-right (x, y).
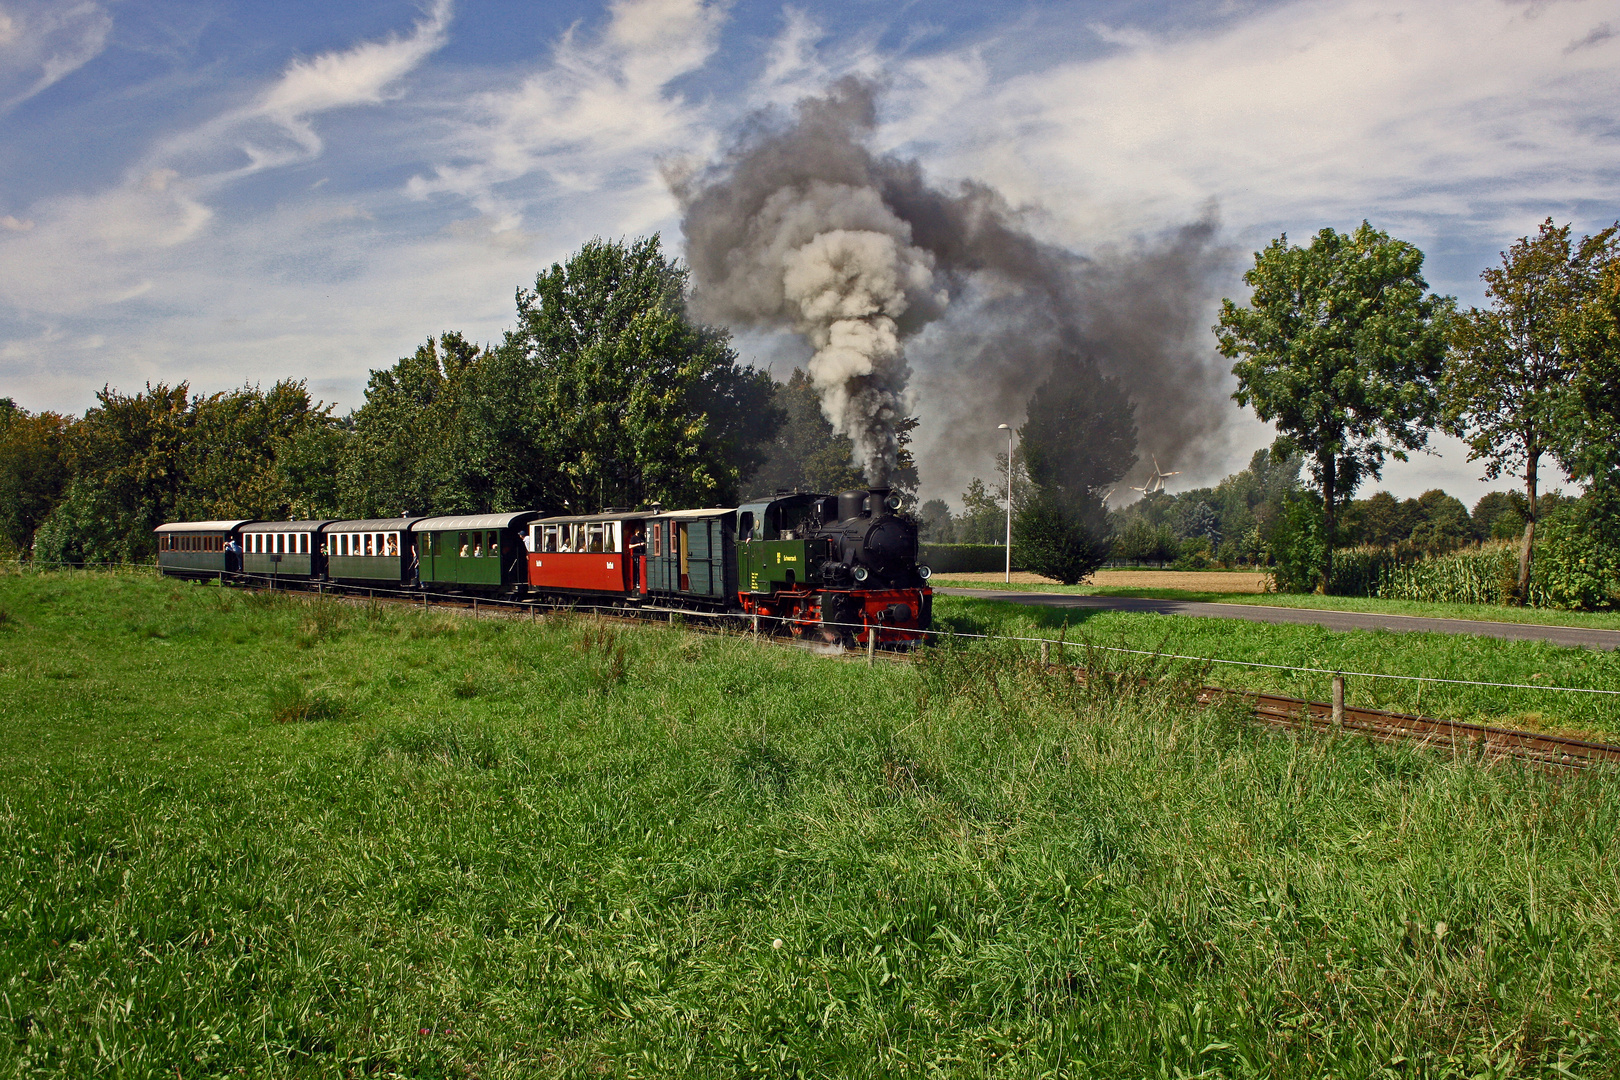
top-left (644, 508), bottom-right (736, 607)
top-left (324, 517), bottom-right (423, 588)
top-left (240, 520), bottom-right (332, 582)
top-left (413, 513), bottom-right (537, 595)
top-left (527, 512), bottom-right (646, 600)
top-left (155, 520), bottom-right (254, 580)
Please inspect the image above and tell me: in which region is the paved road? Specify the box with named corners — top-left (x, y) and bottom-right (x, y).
top-left (938, 588), bottom-right (1620, 651)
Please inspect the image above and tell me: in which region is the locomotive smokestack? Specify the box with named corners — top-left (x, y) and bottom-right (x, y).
top-left (869, 487), bottom-right (892, 519)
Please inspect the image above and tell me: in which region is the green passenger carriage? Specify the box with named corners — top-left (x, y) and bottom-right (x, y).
top-left (156, 520), bottom-right (252, 580)
top-left (414, 513), bottom-right (538, 594)
top-left (240, 520), bottom-right (332, 580)
top-left (644, 508), bottom-right (735, 603)
top-left (324, 517), bottom-right (423, 587)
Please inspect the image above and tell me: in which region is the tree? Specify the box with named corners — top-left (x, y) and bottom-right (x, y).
top-left (1444, 219), bottom-right (1619, 602)
top-left (0, 399), bottom-right (73, 554)
top-left (1472, 491), bottom-right (1527, 540)
top-left (1567, 237), bottom-right (1620, 490)
top-left (340, 332), bottom-right (485, 517)
top-left (1017, 357), bottom-right (1137, 506)
top-left (1407, 489), bottom-right (1476, 554)
top-left (746, 369), bottom-right (865, 497)
top-left (1013, 488), bottom-right (1111, 584)
top-left (1217, 222), bottom-right (1451, 591)
top-left (484, 235), bottom-right (780, 513)
top-left (916, 498), bottom-right (954, 543)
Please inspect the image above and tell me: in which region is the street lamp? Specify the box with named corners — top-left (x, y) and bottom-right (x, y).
top-left (998, 423), bottom-right (1014, 584)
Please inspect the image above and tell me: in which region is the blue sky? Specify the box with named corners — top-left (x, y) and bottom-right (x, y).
top-left (2, 0), bottom-right (1618, 505)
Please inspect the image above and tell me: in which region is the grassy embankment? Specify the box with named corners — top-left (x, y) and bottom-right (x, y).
top-left (4, 571), bottom-right (1620, 1077)
top-left (931, 573), bottom-right (1620, 632)
top-left (931, 596), bottom-right (1620, 738)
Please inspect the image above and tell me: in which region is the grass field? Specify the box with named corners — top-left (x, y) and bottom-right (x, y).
top-left (929, 576), bottom-right (1620, 632)
top-left (4, 571), bottom-right (1620, 1077)
top-left (932, 596), bottom-right (1620, 739)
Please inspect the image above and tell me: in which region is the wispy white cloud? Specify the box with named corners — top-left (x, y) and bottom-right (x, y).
top-left (406, 0), bottom-right (724, 231)
top-left (0, 2), bottom-right (454, 320)
top-left (0, 0), bottom-right (111, 112)
top-left (887, 0), bottom-right (1620, 252)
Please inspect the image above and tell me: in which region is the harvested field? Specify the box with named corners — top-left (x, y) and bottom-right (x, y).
top-left (938, 569), bottom-right (1270, 592)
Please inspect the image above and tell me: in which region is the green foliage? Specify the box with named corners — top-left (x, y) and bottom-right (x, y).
top-left (1533, 495), bottom-right (1620, 610)
top-left (1218, 222), bottom-right (1452, 587)
top-left (339, 332), bottom-right (484, 517)
top-left (26, 380), bottom-right (344, 563)
top-left (483, 235), bottom-right (780, 512)
top-left (1012, 489), bottom-right (1111, 584)
top-left (915, 498), bottom-right (954, 542)
top-left (1444, 218), bottom-right (1619, 598)
top-left (745, 368), bottom-right (865, 497)
top-left (0, 400), bottom-right (72, 554)
top-left (1109, 517), bottom-right (1180, 565)
top-left (1269, 492), bottom-right (1328, 593)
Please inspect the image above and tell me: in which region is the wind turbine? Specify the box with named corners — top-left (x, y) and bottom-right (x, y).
top-left (1130, 455), bottom-right (1181, 495)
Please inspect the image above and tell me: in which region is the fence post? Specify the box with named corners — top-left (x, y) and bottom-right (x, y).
top-left (1332, 675), bottom-right (1345, 727)
top-left (752, 611), bottom-right (759, 641)
top-left (1040, 640), bottom-right (1050, 667)
top-left (866, 628), bottom-right (876, 666)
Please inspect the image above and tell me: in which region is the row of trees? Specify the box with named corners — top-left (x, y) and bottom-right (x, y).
top-left (1218, 218), bottom-right (1620, 602)
top-left (3, 237), bottom-right (786, 563)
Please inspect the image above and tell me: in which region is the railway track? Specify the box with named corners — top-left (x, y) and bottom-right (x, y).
top-left (237, 574), bottom-right (1620, 772)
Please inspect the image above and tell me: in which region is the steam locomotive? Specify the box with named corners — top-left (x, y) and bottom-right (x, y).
top-left (155, 486), bottom-right (933, 647)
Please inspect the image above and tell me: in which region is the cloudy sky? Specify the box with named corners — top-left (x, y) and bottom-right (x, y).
top-left (2, 0), bottom-right (1617, 506)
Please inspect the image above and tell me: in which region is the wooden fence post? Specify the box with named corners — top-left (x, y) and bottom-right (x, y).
top-left (1332, 675), bottom-right (1345, 726)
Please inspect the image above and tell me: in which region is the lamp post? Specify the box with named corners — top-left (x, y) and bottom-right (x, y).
top-left (998, 423), bottom-right (1014, 584)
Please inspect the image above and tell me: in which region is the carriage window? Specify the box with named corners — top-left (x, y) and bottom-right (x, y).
top-left (457, 532), bottom-right (469, 557)
top-left (605, 522), bottom-right (620, 553)
top-left (299, 534), bottom-right (308, 554)
top-left (385, 533), bottom-right (398, 557)
top-left (652, 523), bottom-right (662, 556)
top-left (483, 531), bottom-right (496, 557)
top-left (586, 523), bottom-right (604, 553)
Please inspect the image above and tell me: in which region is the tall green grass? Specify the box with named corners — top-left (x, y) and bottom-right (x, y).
top-left (4, 573), bottom-right (1620, 1076)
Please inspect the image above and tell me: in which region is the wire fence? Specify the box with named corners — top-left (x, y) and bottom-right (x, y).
top-left (8, 560), bottom-right (1617, 703)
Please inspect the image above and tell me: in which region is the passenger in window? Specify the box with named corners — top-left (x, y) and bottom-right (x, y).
top-left (459, 533), bottom-right (469, 557)
top-left (487, 531), bottom-right (499, 556)
top-left (472, 537), bottom-right (483, 558)
top-left (386, 535), bottom-right (398, 557)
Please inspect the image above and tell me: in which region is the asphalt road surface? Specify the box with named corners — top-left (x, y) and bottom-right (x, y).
top-left (938, 588), bottom-right (1620, 651)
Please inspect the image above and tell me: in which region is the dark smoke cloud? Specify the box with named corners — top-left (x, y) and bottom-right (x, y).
top-left (672, 76), bottom-right (1235, 502)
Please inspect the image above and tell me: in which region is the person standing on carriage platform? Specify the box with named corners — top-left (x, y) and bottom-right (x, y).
top-left (224, 536), bottom-right (242, 574)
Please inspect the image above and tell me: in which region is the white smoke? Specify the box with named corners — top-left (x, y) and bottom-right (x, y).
top-left (691, 176), bottom-right (942, 483)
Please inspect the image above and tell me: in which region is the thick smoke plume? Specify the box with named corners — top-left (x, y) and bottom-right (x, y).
top-left (674, 77), bottom-right (1231, 499)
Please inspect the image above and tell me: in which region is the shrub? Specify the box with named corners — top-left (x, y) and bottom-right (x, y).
top-left (1012, 490), bottom-right (1110, 585)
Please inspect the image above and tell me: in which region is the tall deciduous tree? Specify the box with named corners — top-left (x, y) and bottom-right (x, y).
top-left (1217, 222), bottom-right (1451, 591)
top-left (340, 332), bottom-right (485, 517)
top-left (0, 399), bottom-right (73, 554)
top-left (1443, 219), bottom-right (1619, 602)
top-left (481, 235), bottom-right (779, 512)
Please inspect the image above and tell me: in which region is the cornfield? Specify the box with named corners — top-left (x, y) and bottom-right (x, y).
top-left (1313, 541), bottom-right (1558, 606)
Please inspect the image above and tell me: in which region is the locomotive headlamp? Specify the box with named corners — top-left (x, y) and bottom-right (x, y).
top-left (853, 566), bottom-right (870, 582)
top-left (918, 565), bottom-right (931, 579)
top-left (884, 494), bottom-right (902, 511)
